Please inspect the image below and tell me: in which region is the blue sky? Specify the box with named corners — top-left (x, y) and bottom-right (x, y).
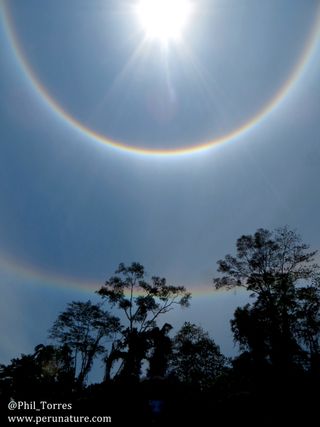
top-left (1, 0), bottom-right (320, 373)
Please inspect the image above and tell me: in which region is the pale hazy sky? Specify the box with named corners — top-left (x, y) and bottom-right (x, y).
top-left (1, 0), bottom-right (320, 371)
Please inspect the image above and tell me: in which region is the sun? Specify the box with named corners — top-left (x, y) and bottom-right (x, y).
top-left (135, 0), bottom-right (193, 44)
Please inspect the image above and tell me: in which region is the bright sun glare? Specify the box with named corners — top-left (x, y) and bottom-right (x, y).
top-left (136, 0), bottom-right (193, 43)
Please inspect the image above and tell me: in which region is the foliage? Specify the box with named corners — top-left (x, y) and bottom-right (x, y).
top-left (98, 262), bottom-right (191, 333)
top-left (49, 300), bottom-right (120, 385)
top-left (214, 227), bottom-right (318, 294)
top-left (97, 262), bottom-right (191, 379)
top-left (214, 227), bottom-right (320, 373)
top-left (147, 323), bottom-right (173, 378)
top-left (0, 345), bottom-right (74, 398)
top-left (1, 236), bottom-right (320, 424)
top-left (169, 322), bottom-right (227, 389)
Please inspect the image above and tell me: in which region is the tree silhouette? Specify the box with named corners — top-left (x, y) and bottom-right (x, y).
top-left (49, 300), bottom-right (120, 386)
top-left (1, 238), bottom-right (319, 425)
top-left (147, 323), bottom-right (173, 378)
top-left (214, 227), bottom-right (320, 373)
top-left (231, 304), bottom-right (271, 368)
top-left (169, 322), bottom-right (227, 389)
top-left (296, 277), bottom-right (320, 376)
top-left (33, 344), bottom-right (74, 384)
top-left (0, 345), bottom-right (74, 399)
top-left (97, 262), bottom-right (191, 379)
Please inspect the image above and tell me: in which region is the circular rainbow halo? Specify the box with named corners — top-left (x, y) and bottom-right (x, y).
top-left (135, 0), bottom-right (194, 44)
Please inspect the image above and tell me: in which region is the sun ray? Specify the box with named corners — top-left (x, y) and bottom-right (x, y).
top-left (84, 37), bottom-right (151, 125)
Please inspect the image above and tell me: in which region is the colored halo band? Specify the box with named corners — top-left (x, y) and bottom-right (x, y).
top-left (0, 250), bottom-right (231, 297)
top-left (1, 2), bottom-right (320, 294)
top-left (2, 2), bottom-right (320, 157)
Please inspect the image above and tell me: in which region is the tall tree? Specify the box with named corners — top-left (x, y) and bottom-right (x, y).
top-left (169, 322), bottom-right (227, 389)
top-left (97, 262), bottom-right (191, 379)
top-left (214, 227), bottom-right (320, 372)
top-left (49, 300), bottom-right (120, 386)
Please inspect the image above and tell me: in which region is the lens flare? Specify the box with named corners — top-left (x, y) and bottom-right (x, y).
top-left (136, 0), bottom-right (193, 43)
top-left (1, 1), bottom-right (320, 158)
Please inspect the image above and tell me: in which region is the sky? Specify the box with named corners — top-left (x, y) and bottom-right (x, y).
top-left (1, 0), bottom-right (320, 375)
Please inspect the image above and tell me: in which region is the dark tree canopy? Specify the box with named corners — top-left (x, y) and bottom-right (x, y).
top-left (147, 323), bottom-right (173, 379)
top-left (49, 300), bottom-right (120, 386)
top-left (98, 262), bottom-right (191, 332)
top-left (169, 322), bottom-right (227, 389)
top-left (1, 232), bottom-right (319, 426)
top-left (214, 227), bottom-right (318, 295)
top-left (214, 227), bottom-right (320, 374)
top-left (97, 262), bottom-right (191, 379)
top-left (0, 345), bottom-right (74, 398)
